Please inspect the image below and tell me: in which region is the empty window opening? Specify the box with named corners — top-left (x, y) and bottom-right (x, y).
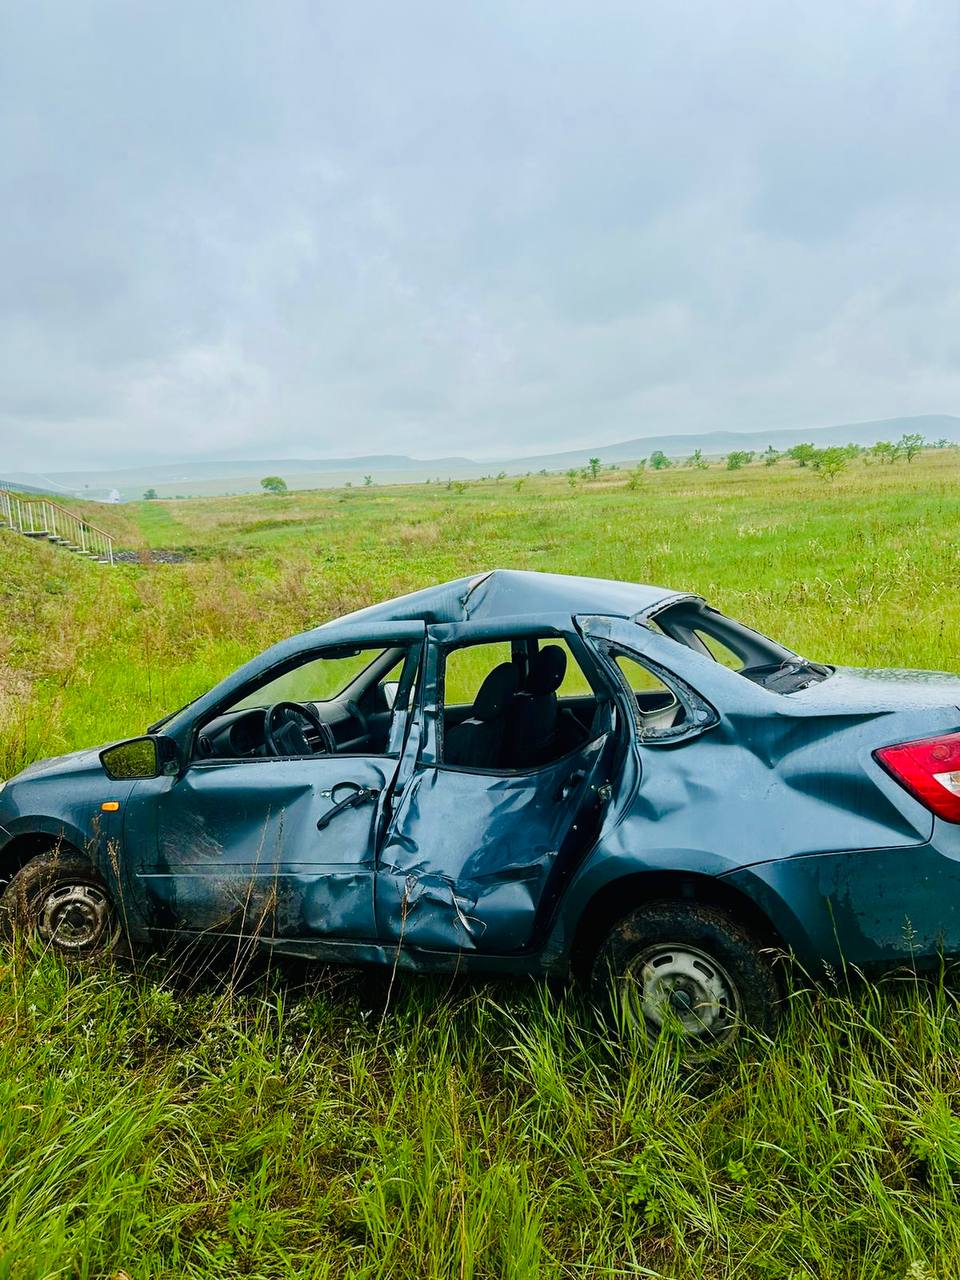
top-left (198, 645), bottom-right (419, 760)
top-left (613, 652), bottom-right (686, 734)
top-left (441, 637), bottom-right (600, 771)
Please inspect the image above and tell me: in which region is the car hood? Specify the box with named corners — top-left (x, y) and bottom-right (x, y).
top-left (10, 745), bottom-right (108, 784)
top-left (787, 665), bottom-right (960, 715)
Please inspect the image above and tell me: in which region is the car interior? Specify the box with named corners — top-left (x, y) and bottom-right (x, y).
top-left (193, 644), bottom-right (417, 761)
top-left (442, 641), bottom-right (597, 771)
top-left (191, 630), bottom-right (692, 767)
top-left (440, 635), bottom-right (683, 771)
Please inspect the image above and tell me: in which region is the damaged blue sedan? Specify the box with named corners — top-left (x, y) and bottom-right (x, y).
top-left (3, 568), bottom-right (960, 1050)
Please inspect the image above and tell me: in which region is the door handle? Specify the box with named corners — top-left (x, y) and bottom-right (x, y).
top-left (555, 769), bottom-right (586, 802)
top-left (317, 783), bottom-right (380, 831)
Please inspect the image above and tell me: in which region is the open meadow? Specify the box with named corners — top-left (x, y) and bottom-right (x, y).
top-left (2, 452), bottom-right (960, 1278)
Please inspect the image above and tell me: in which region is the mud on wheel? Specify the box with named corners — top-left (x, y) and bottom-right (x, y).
top-left (591, 900), bottom-right (781, 1055)
top-left (0, 852), bottom-right (121, 957)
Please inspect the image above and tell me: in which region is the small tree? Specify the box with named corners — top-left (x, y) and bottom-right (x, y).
top-left (762, 445), bottom-right (779, 466)
top-left (726, 450), bottom-right (753, 471)
top-left (870, 440), bottom-right (899, 465)
top-left (898, 432), bottom-right (925, 462)
top-left (811, 447), bottom-right (848, 481)
top-left (143, 487), bottom-right (159, 500)
top-left (626, 465), bottom-right (646, 491)
top-left (513, 477), bottom-right (525, 493)
top-left (261, 475), bottom-right (288, 495)
top-left (650, 450), bottom-right (671, 470)
top-left (363, 474), bottom-right (373, 487)
top-left (587, 456), bottom-right (602, 479)
top-left (686, 448), bottom-right (708, 469)
top-left (788, 443), bottom-right (817, 468)
top-left (565, 468), bottom-right (579, 490)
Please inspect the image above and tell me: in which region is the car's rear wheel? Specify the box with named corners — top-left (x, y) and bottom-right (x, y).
top-left (591, 900), bottom-right (780, 1055)
top-left (0, 852), bottom-right (121, 958)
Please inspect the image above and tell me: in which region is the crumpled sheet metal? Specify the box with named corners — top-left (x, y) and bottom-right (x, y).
top-left (377, 734), bottom-right (609, 952)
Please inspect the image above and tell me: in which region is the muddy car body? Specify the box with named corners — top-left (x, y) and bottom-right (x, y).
top-left (3, 569), bottom-right (960, 1047)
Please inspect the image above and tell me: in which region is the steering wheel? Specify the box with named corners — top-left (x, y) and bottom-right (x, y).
top-left (264, 701), bottom-right (337, 757)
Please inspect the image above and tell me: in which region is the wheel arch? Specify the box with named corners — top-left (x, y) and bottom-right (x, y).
top-left (0, 831), bottom-right (89, 885)
top-left (568, 869), bottom-right (788, 980)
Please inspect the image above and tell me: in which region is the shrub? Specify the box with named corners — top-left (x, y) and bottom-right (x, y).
top-left (726, 451), bottom-right (754, 471)
top-left (788, 443), bottom-right (817, 467)
top-left (811, 447), bottom-right (848, 481)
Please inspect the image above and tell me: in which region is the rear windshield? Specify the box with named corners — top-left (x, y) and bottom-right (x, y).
top-left (649, 600), bottom-right (831, 693)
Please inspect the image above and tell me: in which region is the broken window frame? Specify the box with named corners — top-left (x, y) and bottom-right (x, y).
top-left (595, 639), bottom-right (717, 744)
top-left (576, 615), bottom-right (720, 745)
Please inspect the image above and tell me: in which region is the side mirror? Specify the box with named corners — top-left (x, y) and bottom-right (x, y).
top-left (382, 680), bottom-right (400, 710)
top-left (100, 735), bottom-right (180, 781)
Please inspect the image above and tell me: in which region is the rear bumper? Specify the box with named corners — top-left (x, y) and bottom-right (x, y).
top-left (724, 825), bottom-right (960, 974)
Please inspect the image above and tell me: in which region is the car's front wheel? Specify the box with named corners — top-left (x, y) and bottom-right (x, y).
top-left (591, 900), bottom-right (781, 1054)
top-left (0, 852), bottom-right (121, 958)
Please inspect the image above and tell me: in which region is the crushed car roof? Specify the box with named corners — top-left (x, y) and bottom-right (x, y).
top-left (332, 569), bottom-right (683, 628)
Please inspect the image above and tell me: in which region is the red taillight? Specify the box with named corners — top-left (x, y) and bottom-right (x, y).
top-left (875, 731), bottom-right (960, 823)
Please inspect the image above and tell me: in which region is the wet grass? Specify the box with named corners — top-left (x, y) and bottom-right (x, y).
top-left (1, 949), bottom-right (960, 1278)
top-left (2, 450), bottom-right (960, 1275)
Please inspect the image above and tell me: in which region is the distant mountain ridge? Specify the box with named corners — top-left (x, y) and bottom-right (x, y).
top-left (495, 415), bottom-right (960, 470)
top-left (4, 414), bottom-right (956, 500)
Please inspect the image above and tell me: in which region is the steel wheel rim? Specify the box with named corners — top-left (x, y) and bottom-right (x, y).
top-left (38, 883), bottom-right (115, 952)
top-left (621, 942), bottom-right (741, 1046)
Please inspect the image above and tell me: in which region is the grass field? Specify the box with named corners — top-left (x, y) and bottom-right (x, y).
top-left (2, 452), bottom-right (960, 1277)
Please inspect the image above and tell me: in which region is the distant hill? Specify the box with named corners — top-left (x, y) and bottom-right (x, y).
top-left (495, 415), bottom-right (960, 471)
top-left (5, 414), bottom-right (956, 500)
top-left (0, 478), bottom-right (67, 498)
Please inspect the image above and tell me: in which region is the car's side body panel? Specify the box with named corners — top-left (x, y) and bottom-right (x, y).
top-left (122, 754), bottom-right (399, 942)
top-left (538, 616), bottom-right (960, 972)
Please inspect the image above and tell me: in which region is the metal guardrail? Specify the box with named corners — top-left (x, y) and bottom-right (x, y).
top-left (0, 489), bottom-right (115, 565)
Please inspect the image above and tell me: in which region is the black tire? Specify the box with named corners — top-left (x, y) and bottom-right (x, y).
top-left (0, 852), bottom-right (120, 958)
top-left (590, 900), bottom-right (781, 1053)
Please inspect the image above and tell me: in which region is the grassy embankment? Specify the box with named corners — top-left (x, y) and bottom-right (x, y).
top-left (0, 453), bottom-right (959, 1277)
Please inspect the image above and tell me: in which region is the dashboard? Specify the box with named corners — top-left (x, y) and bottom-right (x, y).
top-left (194, 696), bottom-right (383, 760)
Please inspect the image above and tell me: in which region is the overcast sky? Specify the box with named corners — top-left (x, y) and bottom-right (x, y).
top-left (2, 1), bottom-right (959, 471)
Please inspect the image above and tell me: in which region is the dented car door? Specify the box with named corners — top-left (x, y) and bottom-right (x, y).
top-left (127, 756), bottom-right (396, 940)
top-left (375, 624), bottom-right (615, 953)
top-left (122, 627), bottom-right (424, 943)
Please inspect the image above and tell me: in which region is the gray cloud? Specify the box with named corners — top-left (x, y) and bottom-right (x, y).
top-left (2, 0), bottom-right (959, 470)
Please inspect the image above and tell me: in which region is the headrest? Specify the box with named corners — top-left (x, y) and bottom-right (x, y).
top-left (527, 645), bottom-right (567, 695)
top-left (472, 662), bottom-right (519, 721)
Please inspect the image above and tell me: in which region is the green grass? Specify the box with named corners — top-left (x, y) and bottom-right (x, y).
top-left (2, 451), bottom-right (960, 1276)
